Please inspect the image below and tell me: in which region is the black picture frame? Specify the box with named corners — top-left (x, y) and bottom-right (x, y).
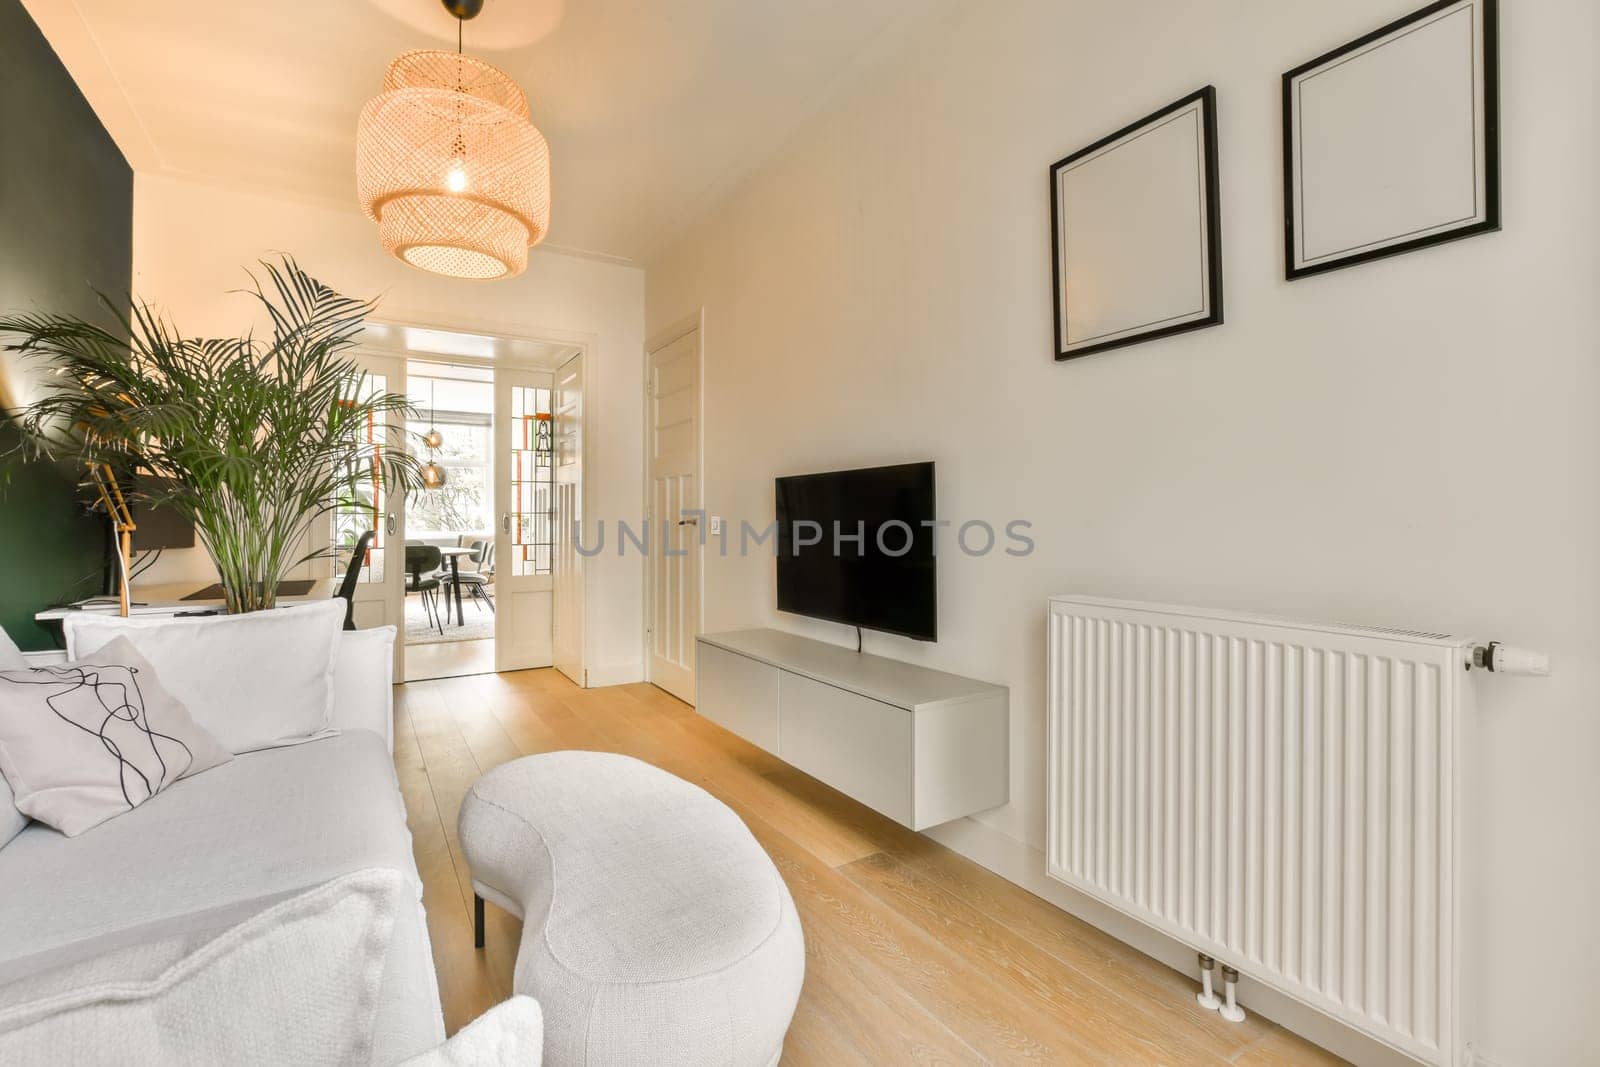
top-left (1050, 86), bottom-right (1223, 362)
top-left (1282, 0), bottom-right (1500, 280)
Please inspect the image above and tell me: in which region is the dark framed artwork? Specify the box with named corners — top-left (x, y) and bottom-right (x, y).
top-left (1050, 86), bottom-right (1223, 362)
top-left (1283, 0), bottom-right (1500, 280)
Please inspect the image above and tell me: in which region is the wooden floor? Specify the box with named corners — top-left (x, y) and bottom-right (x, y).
top-left (404, 637), bottom-right (495, 682)
top-left (396, 669), bottom-right (1344, 1065)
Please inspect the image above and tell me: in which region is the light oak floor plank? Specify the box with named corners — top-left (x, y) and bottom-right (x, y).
top-left (400, 670), bottom-right (1345, 1063)
top-left (393, 688), bottom-right (502, 1034)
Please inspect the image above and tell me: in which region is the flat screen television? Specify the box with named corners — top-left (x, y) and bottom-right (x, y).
top-left (774, 461), bottom-right (936, 641)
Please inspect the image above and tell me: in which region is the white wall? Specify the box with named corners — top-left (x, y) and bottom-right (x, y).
top-left (134, 172), bottom-right (646, 683)
top-left (645, 1), bottom-right (1600, 1063)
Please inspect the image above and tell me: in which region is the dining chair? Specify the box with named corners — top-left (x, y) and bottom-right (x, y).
top-left (405, 544), bottom-right (445, 635)
top-left (334, 530), bottom-right (376, 631)
top-left (456, 539), bottom-right (495, 614)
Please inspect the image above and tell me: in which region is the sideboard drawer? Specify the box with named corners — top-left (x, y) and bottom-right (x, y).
top-left (778, 671), bottom-right (911, 825)
top-left (696, 642), bottom-right (779, 750)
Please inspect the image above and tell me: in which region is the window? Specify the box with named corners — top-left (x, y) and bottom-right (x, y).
top-left (408, 415), bottom-right (493, 537)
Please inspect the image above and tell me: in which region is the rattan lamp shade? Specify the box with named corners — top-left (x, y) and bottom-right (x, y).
top-left (357, 50), bottom-right (550, 280)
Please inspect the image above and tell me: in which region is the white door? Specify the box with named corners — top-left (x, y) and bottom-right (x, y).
top-left (342, 351), bottom-right (407, 677)
top-left (646, 328), bottom-right (701, 704)
top-left (494, 368), bottom-right (555, 672)
top-left (552, 352), bottom-right (585, 686)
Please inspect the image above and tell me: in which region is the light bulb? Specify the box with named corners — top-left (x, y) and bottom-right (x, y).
top-left (446, 165), bottom-right (468, 193)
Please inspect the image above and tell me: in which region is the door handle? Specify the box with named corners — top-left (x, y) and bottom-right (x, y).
top-left (677, 518), bottom-right (698, 526)
top-left (502, 513), bottom-right (511, 534)
top-left (385, 512), bottom-right (397, 537)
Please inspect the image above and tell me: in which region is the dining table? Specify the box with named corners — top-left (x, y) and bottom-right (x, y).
top-left (436, 545), bottom-right (477, 627)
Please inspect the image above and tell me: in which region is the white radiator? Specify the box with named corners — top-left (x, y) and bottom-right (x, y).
top-left (1046, 595), bottom-right (1471, 1066)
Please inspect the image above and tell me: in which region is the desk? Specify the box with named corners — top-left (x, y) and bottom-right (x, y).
top-left (436, 547), bottom-right (476, 627)
top-left (35, 579), bottom-right (337, 623)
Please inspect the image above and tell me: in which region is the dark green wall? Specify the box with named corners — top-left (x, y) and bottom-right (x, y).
top-left (0, 0), bottom-right (132, 650)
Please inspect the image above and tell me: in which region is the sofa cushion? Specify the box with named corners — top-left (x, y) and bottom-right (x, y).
top-left (332, 626), bottom-right (397, 750)
top-left (0, 727), bottom-right (444, 1062)
top-left (64, 599), bottom-right (345, 754)
top-left (0, 730), bottom-right (412, 977)
top-left (0, 637), bottom-right (232, 836)
top-left (0, 867), bottom-right (404, 1066)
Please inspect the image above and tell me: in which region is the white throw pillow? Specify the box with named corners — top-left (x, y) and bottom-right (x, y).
top-left (0, 623), bottom-right (27, 848)
top-left (0, 777), bottom-right (23, 851)
top-left (400, 996), bottom-right (543, 1066)
top-left (0, 867), bottom-right (403, 1065)
top-left (0, 629), bottom-right (33, 848)
top-left (0, 637), bottom-right (232, 836)
top-left (0, 625), bottom-right (27, 671)
top-left (65, 599), bottom-right (345, 755)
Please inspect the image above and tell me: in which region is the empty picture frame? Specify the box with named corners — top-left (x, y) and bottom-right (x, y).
top-left (1050, 86), bottom-right (1223, 362)
top-left (1283, 0), bottom-right (1500, 279)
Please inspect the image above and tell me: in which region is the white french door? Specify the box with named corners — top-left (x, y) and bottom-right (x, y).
top-left (552, 351), bottom-right (585, 685)
top-left (342, 351), bottom-right (407, 676)
top-left (646, 327), bottom-right (700, 704)
top-left (493, 368), bottom-right (555, 672)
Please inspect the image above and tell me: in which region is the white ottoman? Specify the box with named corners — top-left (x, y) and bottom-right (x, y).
top-left (458, 752), bottom-right (805, 1066)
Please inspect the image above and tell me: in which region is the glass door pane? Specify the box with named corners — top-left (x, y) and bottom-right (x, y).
top-left (510, 384), bottom-right (554, 577)
top-left (332, 370), bottom-right (389, 587)
top-left (495, 368), bottom-right (556, 672)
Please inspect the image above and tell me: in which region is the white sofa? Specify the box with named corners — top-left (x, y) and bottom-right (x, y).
top-left (0, 627), bottom-right (445, 1064)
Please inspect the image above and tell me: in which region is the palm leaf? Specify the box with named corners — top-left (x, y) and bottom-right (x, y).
top-left (0, 254), bottom-right (423, 614)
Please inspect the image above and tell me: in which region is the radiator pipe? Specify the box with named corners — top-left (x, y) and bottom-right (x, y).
top-left (1219, 965), bottom-right (1246, 1023)
top-left (1196, 954), bottom-right (1221, 1011)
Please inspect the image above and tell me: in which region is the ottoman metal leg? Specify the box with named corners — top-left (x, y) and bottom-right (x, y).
top-left (474, 893), bottom-right (484, 949)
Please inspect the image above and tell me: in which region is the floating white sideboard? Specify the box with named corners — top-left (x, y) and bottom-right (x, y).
top-left (695, 629), bottom-right (1009, 831)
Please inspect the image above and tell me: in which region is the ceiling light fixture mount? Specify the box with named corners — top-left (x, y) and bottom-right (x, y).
top-left (356, 0), bottom-right (550, 280)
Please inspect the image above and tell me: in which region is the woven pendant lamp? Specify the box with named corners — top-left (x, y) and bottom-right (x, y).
top-left (357, 0), bottom-right (550, 280)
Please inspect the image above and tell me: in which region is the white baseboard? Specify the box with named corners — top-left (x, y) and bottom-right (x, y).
top-left (923, 817), bottom-right (1416, 1067)
top-left (583, 660), bottom-right (644, 688)
top-left (22, 650), bottom-right (67, 666)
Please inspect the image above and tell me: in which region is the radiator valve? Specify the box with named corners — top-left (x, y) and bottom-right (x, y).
top-left (1472, 642), bottom-right (1550, 676)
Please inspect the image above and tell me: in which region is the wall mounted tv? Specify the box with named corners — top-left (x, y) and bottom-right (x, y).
top-left (774, 461), bottom-right (937, 642)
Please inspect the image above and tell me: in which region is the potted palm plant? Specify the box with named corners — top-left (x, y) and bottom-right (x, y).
top-left (0, 256), bottom-right (423, 615)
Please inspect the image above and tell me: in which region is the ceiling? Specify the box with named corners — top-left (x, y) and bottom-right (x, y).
top-left (24, 0), bottom-right (935, 263)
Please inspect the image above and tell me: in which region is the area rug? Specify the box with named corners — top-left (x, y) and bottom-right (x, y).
top-left (405, 590), bottom-right (494, 644)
